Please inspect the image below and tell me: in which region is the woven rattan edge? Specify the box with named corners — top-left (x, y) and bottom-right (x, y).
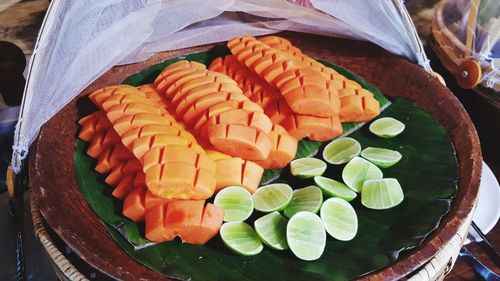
top-left (30, 193), bottom-right (89, 281)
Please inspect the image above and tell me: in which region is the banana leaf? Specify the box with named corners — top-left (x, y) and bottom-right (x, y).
top-left (74, 48), bottom-right (458, 280)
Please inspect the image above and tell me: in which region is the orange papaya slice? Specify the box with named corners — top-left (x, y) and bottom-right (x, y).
top-left (142, 145), bottom-right (215, 174)
top-left (112, 174), bottom-right (135, 199)
top-left (145, 162), bottom-right (215, 200)
top-left (203, 109), bottom-right (272, 140)
top-left (214, 157), bottom-right (263, 193)
top-left (175, 203), bottom-right (224, 245)
top-left (207, 123), bottom-right (272, 161)
top-left (280, 113), bottom-right (343, 141)
top-left (145, 204), bottom-right (170, 242)
top-left (122, 186), bottom-right (147, 222)
top-left (182, 91), bottom-right (249, 126)
top-left (255, 124), bottom-right (297, 169)
top-left (145, 190), bottom-right (170, 211)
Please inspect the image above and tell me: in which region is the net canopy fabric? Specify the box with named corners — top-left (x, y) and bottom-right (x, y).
top-left (11, 0), bottom-right (430, 173)
top-left (440, 0), bottom-right (499, 90)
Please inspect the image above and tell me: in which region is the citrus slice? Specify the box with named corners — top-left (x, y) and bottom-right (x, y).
top-left (369, 117), bottom-right (405, 138)
top-left (290, 158), bottom-right (327, 178)
top-left (342, 157), bottom-right (383, 192)
top-left (322, 137), bottom-right (361, 164)
top-left (220, 221), bottom-right (263, 256)
top-left (361, 147), bottom-right (402, 168)
top-left (286, 211), bottom-right (326, 261)
top-left (313, 176), bottom-right (357, 201)
top-left (254, 212), bottom-right (289, 250)
top-left (320, 198), bottom-right (358, 241)
top-left (214, 186), bottom-right (253, 222)
top-left (252, 183), bottom-right (293, 212)
top-left (283, 186), bottom-right (323, 218)
top-left (361, 178), bottom-right (404, 209)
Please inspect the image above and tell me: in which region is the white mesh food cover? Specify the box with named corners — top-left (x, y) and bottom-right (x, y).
top-left (439, 0), bottom-right (499, 91)
top-left (11, 0), bottom-right (430, 173)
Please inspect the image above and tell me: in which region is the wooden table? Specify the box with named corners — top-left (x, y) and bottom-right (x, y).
top-left (1, 0), bottom-right (498, 280)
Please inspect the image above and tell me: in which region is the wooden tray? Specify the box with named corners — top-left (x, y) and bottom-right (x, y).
top-left (29, 32), bottom-right (482, 280)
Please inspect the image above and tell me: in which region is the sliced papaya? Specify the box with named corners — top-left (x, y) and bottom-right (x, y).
top-left (145, 162), bottom-right (215, 200)
top-left (174, 82), bottom-right (243, 117)
top-left (112, 174), bottom-right (135, 199)
top-left (208, 123), bottom-right (272, 161)
top-left (214, 157), bottom-right (263, 193)
top-left (182, 91), bottom-right (249, 126)
top-left (121, 124), bottom-right (192, 149)
top-left (175, 203), bottom-right (224, 245)
top-left (164, 69), bottom-right (209, 98)
top-left (78, 112), bottom-right (107, 141)
top-left (122, 185), bottom-right (147, 222)
top-left (145, 190), bottom-right (170, 210)
top-left (280, 113), bottom-right (343, 141)
top-left (87, 130), bottom-right (120, 159)
top-left (145, 204), bottom-right (170, 242)
top-left (112, 113), bottom-right (176, 135)
top-left (339, 94), bottom-right (380, 122)
top-left (89, 85), bottom-right (139, 106)
top-left (131, 135), bottom-right (194, 161)
top-left (208, 55), bottom-right (282, 109)
top-left (255, 124), bottom-right (297, 169)
top-left (263, 99), bottom-right (293, 124)
top-left (193, 99), bottom-right (263, 132)
top-left (106, 102), bottom-right (164, 124)
top-left (101, 94), bottom-right (157, 112)
top-left (203, 109), bottom-right (272, 140)
top-left (142, 145), bottom-right (215, 174)
top-left (163, 200), bottom-right (204, 242)
top-left (154, 61), bottom-right (206, 94)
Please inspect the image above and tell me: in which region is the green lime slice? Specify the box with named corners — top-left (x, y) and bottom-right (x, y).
top-left (286, 211), bottom-right (326, 261)
top-left (342, 157), bottom-right (383, 192)
top-left (290, 158), bottom-right (327, 178)
top-left (220, 221), bottom-right (263, 256)
top-left (214, 186), bottom-right (253, 222)
top-left (320, 198), bottom-right (358, 241)
top-left (254, 212), bottom-right (289, 250)
top-left (361, 147), bottom-right (402, 168)
top-left (313, 176), bottom-right (357, 201)
top-left (252, 183), bottom-right (293, 212)
top-left (369, 117), bottom-right (405, 138)
top-left (322, 137), bottom-right (361, 165)
top-left (283, 186), bottom-right (323, 218)
top-left (361, 178), bottom-right (404, 209)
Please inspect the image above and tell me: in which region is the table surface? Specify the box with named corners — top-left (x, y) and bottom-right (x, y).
top-left (0, 0), bottom-right (498, 280)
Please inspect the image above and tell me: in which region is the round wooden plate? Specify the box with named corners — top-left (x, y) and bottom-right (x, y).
top-left (29, 32), bottom-right (482, 280)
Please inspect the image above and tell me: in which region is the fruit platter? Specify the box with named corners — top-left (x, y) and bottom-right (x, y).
top-left (29, 32), bottom-right (481, 280)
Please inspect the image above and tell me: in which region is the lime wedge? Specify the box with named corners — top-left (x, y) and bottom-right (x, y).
top-left (322, 137), bottom-right (361, 164)
top-left (361, 147), bottom-right (402, 168)
top-left (283, 186), bottom-right (323, 218)
top-left (361, 178), bottom-right (404, 209)
top-left (252, 183), bottom-right (293, 212)
top-left (220, 221), bottom-right (263, 256)
top-left (214, 186), bottom-right (253, 222)
top-left (313, 176), bottom-right (357, 201)
top-left (369, 117), bottom-right (405, 138)
top-left (342, 157), bottom-right (383, 192)
top-left (286, 211), bottom-right (326, 261)
top-left (320, 198), bottom-right (358, 241)
top-left (254, 212), bottom-right (289, 250)
top-left (290, 158), bottom-right (327, 178)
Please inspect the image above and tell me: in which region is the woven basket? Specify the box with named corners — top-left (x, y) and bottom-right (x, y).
top-left (30, 194), bottom-right (474, 281)
top-left (30, 195), bottom-right (89, 281)
top-left (28, 32), bottom-right (482, 280)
